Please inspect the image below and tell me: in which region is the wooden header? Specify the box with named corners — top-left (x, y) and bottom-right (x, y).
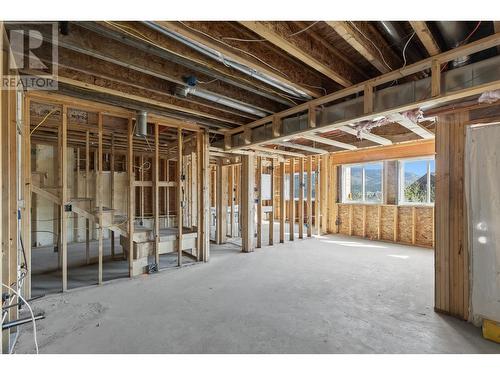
top-left (330, 139), bottom-right (435, 165)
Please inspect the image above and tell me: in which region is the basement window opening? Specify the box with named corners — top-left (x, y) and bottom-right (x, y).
top-left (341, 162), bottom-right (383, 204)
top-left (398, 157), bottom-right (435, 205)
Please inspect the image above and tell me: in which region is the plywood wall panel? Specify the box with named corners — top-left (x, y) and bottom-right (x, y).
top-left (338, 204), bottom-right (350, 234)
top-left (352, 205), bottom-right (364, 237)
top-left (380, 205), bottom-right (395, 241)
top-left (398, 206), bottom-right (413, 243)
top-left (415, 207), bottom-right (433, 247)
top-left (365, 205), bottom-right (379, 240)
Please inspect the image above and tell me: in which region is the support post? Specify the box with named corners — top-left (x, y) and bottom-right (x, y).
top-left (279, 161), bottom-right (285, 243)
top-left (298, 157), bottom-right (304, 239)
top-left (110, 134), bottom-right (115, 257)
top-left (306, 156), bottom-right (312, 237)
top-left (85, 130), bottom-right (90, 264)
top-left (241, 154), bottom-right (255, 252)
top-left (154, 123), bottom-right (160, 266)
top-left (127, 118), bottom-right (134, 277)
top-left (215, 160), bottom-right (227, 244)
top-left (61, 105), bottom-right (68, 291)
top-left (97, 112), bottom-right (103, 285)
top-left (269, 158), bottom-right (275, 246)
top-left (177, 128), bottom-right (183, 266)
top-left (289, 158), bottom-right (295, 241)
top-left (256, 156), bottom-right (262, 248)
top-left (315, 155), bottom-right (321, 236)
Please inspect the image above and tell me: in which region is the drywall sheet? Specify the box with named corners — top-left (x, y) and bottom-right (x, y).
top-left (466, 123), bottom-right (500, 324)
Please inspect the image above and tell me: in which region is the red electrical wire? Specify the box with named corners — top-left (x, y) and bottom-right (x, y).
top-left (441, 21), bottom-right (483, 72)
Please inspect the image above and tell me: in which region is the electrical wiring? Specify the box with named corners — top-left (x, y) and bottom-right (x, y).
top-left (30, 109), bottom-right (57, 135)
top-left (441, 21), bottom-right (482, 72)
top-left (401, 31), bottom-right (416, 70)
top-left (288, 21), bottom-right (319, 37)
top-left (178, 21), bottom-right (290, 79)
top-left (197, 78), bottom-right (219, 85)
top-left (134, 160), bottom-right (151, 171)
top-left (348, 21), bottom-right (393, 71)
top-left (2, 282), bottom-right (39, 354)
top-left (222, 21), bottom-right (319, 42)
top-left (103, 21), bottom-right (298, 106)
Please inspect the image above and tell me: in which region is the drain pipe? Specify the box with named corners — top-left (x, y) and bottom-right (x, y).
top-left (142, 21), bottom-right (312, 100)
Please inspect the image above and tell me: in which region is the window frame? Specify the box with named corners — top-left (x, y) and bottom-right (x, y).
top-left (341, 162), bottom-right (384, 204)
top-left (398, 156), bottom-right (435, 206)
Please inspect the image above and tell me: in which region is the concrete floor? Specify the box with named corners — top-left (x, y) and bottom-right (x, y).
top-left (15, 234), bottom-right (500, 353)
top-left (31, 236), bottom-right (196, 296)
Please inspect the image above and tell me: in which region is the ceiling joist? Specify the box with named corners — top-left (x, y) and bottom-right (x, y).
top-left (338, 125), bottom-right (393, 145)
top-left (409, 21), bottom-right (441, 56)
top-left (325, 21), bottom-right (400, 74)
top-left (238, 21), bottom-right (359, 87)
top-left (300, 134), bottom-right (358, 150)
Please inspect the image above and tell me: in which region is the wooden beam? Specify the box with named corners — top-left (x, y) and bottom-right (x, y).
top-left (31, 185), bottom-right (61, 205)
top-left (275, 141), bottom-right (328, 154)
top-left (326, 21), bottom-right (396, 74)
top-left (390, 113), bottom-right (435, 139)
top-left (239, 21), bottom-right (355, 87)
top-left (301, 134), bottom-right (357, 150)
top-left (338, 125), bottom-right (393, 145)
top-left (409, 21), bottom-right (441, 56)
top-left (225, 32), bottom-right (500, 144)
top-left (330, 139), bottom-right (435, 165)
top-left (251, 145), bottom-right (305, 158)
top-left (155, 21), bottom-right (322, 98)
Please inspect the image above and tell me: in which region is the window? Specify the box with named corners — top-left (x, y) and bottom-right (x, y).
top-left (399, 158), bottom-right (435, 205)
top-left (342, 162), bottom-right (383, 203)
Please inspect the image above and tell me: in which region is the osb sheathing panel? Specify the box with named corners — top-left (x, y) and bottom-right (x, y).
top-left (365, 205), bottom-right (379, 240)
top-left (398, 206), bottom-right (413, 244)
top-left (415, 207), bottom-right (433, 247)
top-left (352, 205), bottom-right (364, 237)
top-left (338, 204), bottom-right (350, 234)
top-left (380, 206), bottom-right (395, 241)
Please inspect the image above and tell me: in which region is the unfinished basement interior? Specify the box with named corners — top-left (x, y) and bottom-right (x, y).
top-left (1, 18), bottom-right (500, 355)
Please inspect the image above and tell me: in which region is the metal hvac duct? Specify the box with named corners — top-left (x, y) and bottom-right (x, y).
top-left (377, 21), bottom-right (422, 64)
top-left (177, 85), bottom-right (269, 117)
top-left (135, 110), bottom-right (148, 137)
top-left (142, 21), bottom-right (312, 100)
top-left (434, 21), bottom-right (472, 67)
